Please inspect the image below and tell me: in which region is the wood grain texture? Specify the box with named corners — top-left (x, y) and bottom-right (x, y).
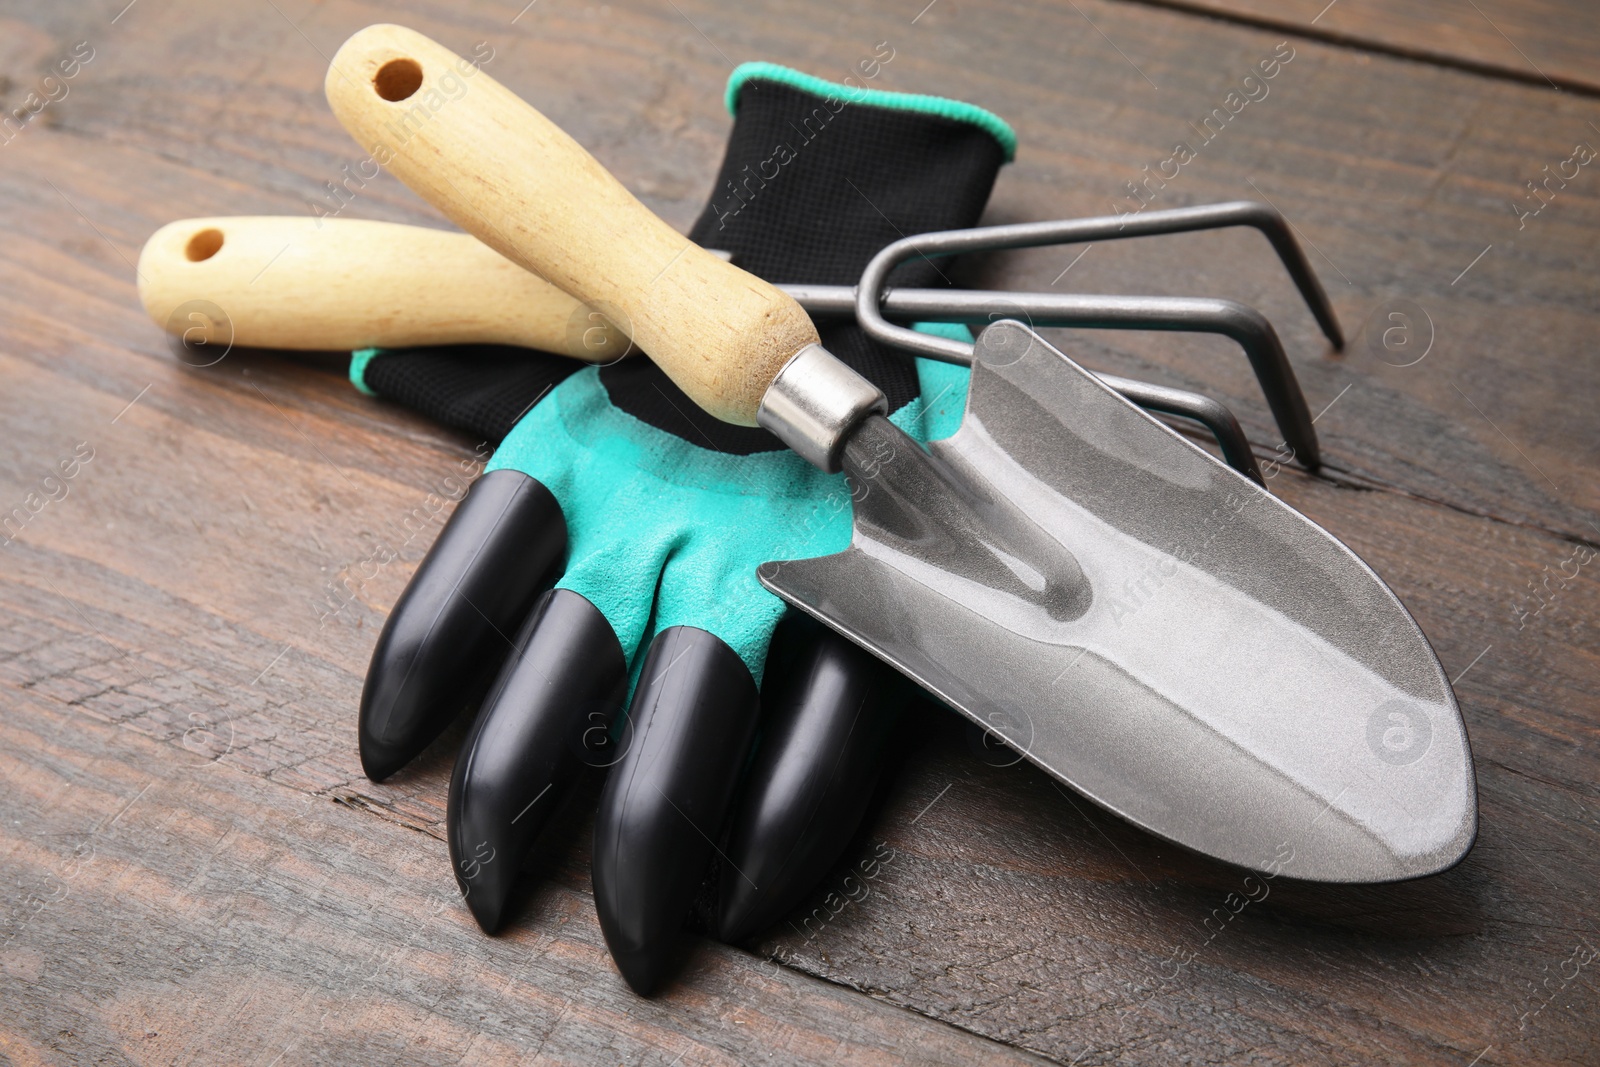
top-left (324, 22), bottom-right (819, 427)
top-left (137, 217), bottom-right (597, 356)
top-left (1125, 0), bottom-right (1600, 96)
top-left (0, 668), bottom-right (1051, 1067)
top-left (0, 0), bottom-right (1597, 1064)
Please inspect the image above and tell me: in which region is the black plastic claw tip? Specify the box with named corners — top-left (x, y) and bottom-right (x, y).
top-left (716, 615), bottom-right (908, 943)
top-left (448, 589), bottom-right (626, 933)
top-left (592, 626), bottom-right (760, 995)
top-left (359, 469), bottom-right (565, 781)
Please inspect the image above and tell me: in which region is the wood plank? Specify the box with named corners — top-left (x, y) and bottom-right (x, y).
top-left (1120, 0), bottom-right (1600, 96)
top-left (0, 0), bottom-right (1597, 1064)
top-left (0, 675), bottom-right (1052, 1066)
top-left (5, 0), bottom-right (1596, 538)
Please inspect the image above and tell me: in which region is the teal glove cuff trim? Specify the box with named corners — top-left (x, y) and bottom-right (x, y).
top-left (349, 348), bottom-right (381, 396)
top-left (724, 62), bottom-right (1018, 162)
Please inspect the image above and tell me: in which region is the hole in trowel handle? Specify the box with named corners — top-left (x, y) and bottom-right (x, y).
top-left (185, 228), bottom-right (223, 262)
top-left (373, 57), bottom-right (424, 102)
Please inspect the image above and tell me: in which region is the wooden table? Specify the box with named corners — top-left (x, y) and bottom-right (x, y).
top-left (2, 1), bottom-right (1596, 1063)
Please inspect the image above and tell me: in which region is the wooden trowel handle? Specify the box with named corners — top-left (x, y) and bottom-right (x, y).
top-left (136, 215), bottom-right (619, 357)
top-left (325, 23), bottom-right (819, 426)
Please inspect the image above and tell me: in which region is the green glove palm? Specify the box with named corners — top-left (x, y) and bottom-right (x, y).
top-left (489, 351), bottom-right (970, 681)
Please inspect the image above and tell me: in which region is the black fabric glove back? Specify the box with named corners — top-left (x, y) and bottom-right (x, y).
top-left (605, 74), bottom-right (1008, 452)
top-left (361, 68), bottom-right (1010, 450)
top-left (359, 343), bottom-right (570, 444)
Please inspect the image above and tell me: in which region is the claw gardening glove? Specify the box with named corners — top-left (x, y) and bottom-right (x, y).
top-left (354, 62), bottom-right (1015, 994)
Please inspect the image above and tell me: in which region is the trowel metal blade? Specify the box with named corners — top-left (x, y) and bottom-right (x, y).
top-left (759, 321), bottom-right (1475, 883)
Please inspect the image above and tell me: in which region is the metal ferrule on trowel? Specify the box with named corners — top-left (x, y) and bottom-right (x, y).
top-left (317, 24), bottom-right (1477, 884)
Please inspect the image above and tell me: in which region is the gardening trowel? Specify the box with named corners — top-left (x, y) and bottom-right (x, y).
top-left (322, 24), bottom-right (1476, 882)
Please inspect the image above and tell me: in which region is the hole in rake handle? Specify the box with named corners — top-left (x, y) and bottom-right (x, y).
top-left (185, 228), bottom-right (223, 262)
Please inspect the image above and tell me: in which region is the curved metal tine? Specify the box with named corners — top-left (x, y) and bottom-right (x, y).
top-left (755, 276), bottom-right (1291, 472)
top-left (827, 320), bottom-right (1261, 484)
top-left (1075, 201), bottom-right (1343, 348)
top-left (1097, 371), bottom-right (1265, 486)
top-left (850, 202), bottom-right (1336, 470)
top-left (859, 200), bottom-right (1343, 349)
top-left (788, 285), bottom-right (1317, 469)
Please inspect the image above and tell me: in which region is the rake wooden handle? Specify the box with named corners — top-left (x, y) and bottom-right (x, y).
top-left (325, 23), bottom-right (818, 426)
top-left (135, 215), bottom-right (624, 357)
